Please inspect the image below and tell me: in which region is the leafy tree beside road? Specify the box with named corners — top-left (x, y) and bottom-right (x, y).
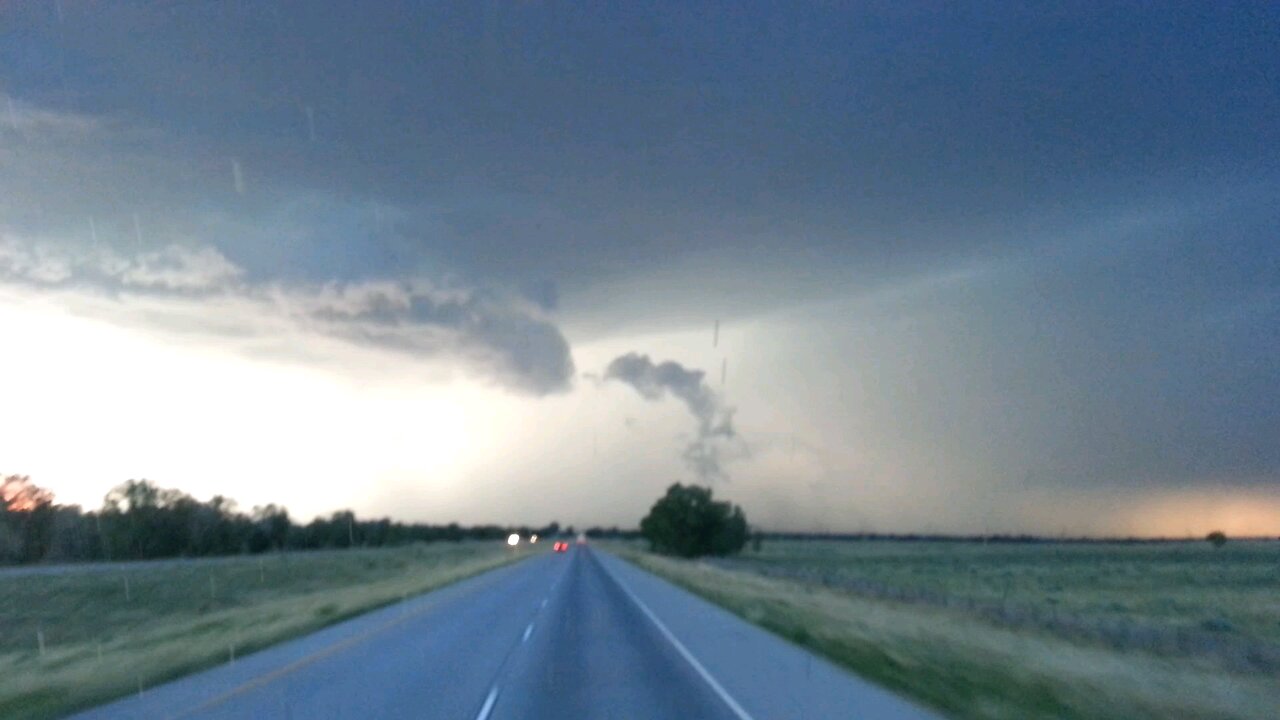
top-left (640, 483), bottom-right (748, 557)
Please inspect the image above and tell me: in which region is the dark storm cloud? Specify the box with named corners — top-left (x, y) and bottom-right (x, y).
top-left (604, 353), bottom-right (738, 481)
top-left (604, 353), bottom-right (717, 417)
top-left (1, 0), bottom-right (1278, 516)
top-left (6, 1), bottom-right (1276, 292)
top-left (292, 281), bottom-right (576, 395)
top-left (519, 279), bottom-right (559, 312)
top-left (773, 195), bottom-right (1280, 497)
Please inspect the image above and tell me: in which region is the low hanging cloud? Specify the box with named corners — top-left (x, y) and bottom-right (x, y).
top-left (0, 235), bottom-right (575, 395)
top-left (290, 280), bottom-right (575, 394)
top-left (604, 352), bottom-right (739, 481)
top-left (0, 90), bottom-right (576, 397)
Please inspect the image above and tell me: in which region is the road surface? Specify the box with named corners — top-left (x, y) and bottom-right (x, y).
top-left (74, 546), bottom-right (941, 719)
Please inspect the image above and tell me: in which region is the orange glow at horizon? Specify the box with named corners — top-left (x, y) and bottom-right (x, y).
top-left (1, 475), bottom-right (54, 512)
top-left (1119, 490), bottom-right (1280, 538)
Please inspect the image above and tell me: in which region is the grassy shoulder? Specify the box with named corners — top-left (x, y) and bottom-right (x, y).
top-left (609, 544), bottom-right (1280, 720)
top-left (0, 542), bottom-right (529, 719)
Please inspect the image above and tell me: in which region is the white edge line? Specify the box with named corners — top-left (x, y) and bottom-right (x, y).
top-left (522, 623), bottom-right (534, 642)
top-left (475, 686), bottom-right (499, 720)
top-left (600, 555), bottom-right (755, 720)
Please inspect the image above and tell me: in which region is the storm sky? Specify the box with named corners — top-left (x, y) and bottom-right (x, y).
top-left (3, 1), bottom-right (1278, 536)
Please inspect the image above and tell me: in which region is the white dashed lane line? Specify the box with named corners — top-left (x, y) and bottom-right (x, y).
top-left (474, 686), bottom-right (499, 720)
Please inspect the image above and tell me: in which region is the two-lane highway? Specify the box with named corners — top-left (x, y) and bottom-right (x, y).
top-left (75, 546), bottom-right (941, 719)
top-left (493, 549), bottom-right (739, 720)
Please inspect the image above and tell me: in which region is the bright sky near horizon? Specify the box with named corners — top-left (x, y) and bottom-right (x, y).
top-left (2, 2), bottom-right (1279, 536)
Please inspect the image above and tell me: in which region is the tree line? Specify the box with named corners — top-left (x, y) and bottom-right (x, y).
top-left (0, 475), bottom-right (566, 565)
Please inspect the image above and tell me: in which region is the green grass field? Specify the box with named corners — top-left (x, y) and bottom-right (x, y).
top-left (613, 539), bottom-right (1280, 720)
top-left (724, 540), bottom-right (1280, 655)
top-left (0, 543), bottom-right (528, 719)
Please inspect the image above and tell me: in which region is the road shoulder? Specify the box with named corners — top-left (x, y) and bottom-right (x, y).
top-left (595, 549), bottom-right (943, 720)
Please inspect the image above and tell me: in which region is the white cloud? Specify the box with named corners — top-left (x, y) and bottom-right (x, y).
top-left (2, 94), bottom-right (102, 137)
top-left (0, 239), bottom-right (75, 284)
top-left (115, 245), bottom-right (243, 291)
top-left (0, 236), bottom-right (242, 292)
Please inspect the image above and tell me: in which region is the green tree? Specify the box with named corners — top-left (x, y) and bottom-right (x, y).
top-left (640, 483), bottom-right (748, 558)
top-left (1206, 530), bottom-right (1227, 548)
top-left (1, 475), bottom-right (56, 563)
top-left (252, 504), bottom-right (291, 550)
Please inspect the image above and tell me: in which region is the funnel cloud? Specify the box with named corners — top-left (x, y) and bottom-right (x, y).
top-left (604, 352), bottom-right (739, 482)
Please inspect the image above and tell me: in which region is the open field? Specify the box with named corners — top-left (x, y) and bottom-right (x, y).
top-left (0, 543), bottom-right (529, 719)
top-left (722, 540), bottom-right (1280, 659)
top-left (612, 540), bottom-right (1280, 720)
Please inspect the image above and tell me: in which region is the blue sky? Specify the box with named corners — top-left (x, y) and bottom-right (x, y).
top-left (2, 1), bottom-right (1278, 534)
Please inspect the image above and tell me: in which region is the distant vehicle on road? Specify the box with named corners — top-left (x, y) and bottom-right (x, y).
top-left (576, 533), bottom-right (587, 544)
top-left (553, 541), bottom-right (569, 553)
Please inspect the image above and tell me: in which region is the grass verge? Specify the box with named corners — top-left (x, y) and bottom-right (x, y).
top-left (611, 546), bottom-right (1280, 720)
top-left (0, 543), bottom-right (528, 719)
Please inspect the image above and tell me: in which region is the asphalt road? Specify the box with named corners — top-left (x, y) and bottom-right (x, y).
top-left (74, 546), bottom-right (941, 720)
